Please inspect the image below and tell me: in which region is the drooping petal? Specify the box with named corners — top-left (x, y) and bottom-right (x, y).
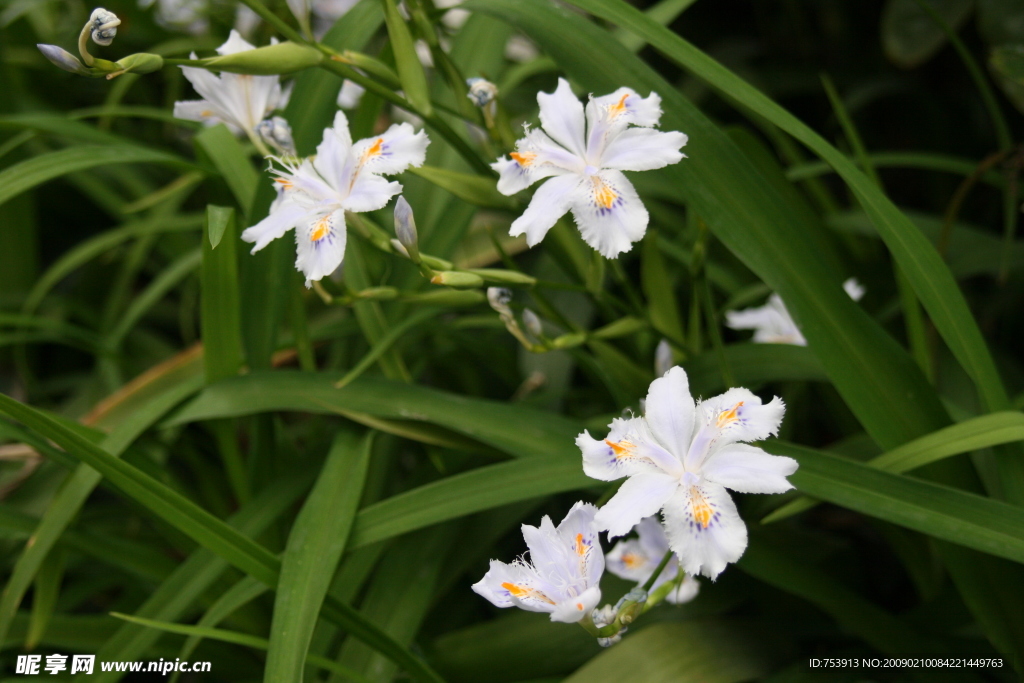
top-left (577, 417), bottom-right (680, 481)
top-left (537, 78), bottom-right (587, 158)
top-left (643, 366), bottom-right (696, 465)
top-left (294, 208), bottom-right (346, 286)
top-left (725, 294), bottom-right (805, 345)
top-left (600, 127), bottom-right (688, 172)
top-left (342, 174), bottom-right (402, 212)
top-left (471, 560), bottom-right (557, 614)
top-left (509, 174), bottom-right (579, 246)
top-left (702, 443), bottom-right (797, 494)
top-left (352, 121), bottom-right (429, 176)
top-left (595, 472), bottom-right (679, 539)
top-left (240, 200), bottom-right (314, 253)
top-left (550, 585), bottom-right (602, 623)
top-left (662, 482), bottom-right (747, 579)
top-left (172, 99), bottom-right (219, 125)
top-left (569, 170), bottom-right (648, 258)
top-left (555, 501), bottom-right (604, 585)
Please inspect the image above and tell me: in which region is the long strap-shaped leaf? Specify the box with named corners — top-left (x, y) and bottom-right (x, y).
top-left (0, 393), bottom-right (445, 683)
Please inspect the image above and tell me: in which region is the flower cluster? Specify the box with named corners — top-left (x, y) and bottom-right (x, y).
top-left (474, 365), bottom-right (798, 642)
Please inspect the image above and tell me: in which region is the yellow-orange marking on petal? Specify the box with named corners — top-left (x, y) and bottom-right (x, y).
top-left (510, 151), bottom-right (537, 166)
top-left (310, 216), bottom-right (330, 242)
top-left (689, 486), bottom-right (713, 528)
top-left (576, 603), bottom-right (584, 610)
top-left (715, 401), bottom-right (744, 428)
top-left (621, 552), bottom-right (641, 569)
top-left (574, 533), bottom-right (588, 556)
top-left (604, 439), bottom-right (635, 458)
top-left (591, 176), bottom-right (618, 209)
top-left (609, 93), bottom-right (629, 117)
top-left (501, 582), bottom-right (554, 604)
top-left (362, 137), bottom-right (384, 161)
top-left (274, 178), bottom-right (293, 189)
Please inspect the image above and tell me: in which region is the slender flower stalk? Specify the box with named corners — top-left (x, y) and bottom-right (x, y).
top-left (577, 366), bottom-right (797, 579)
top-left (492, 78), bottom-right (687, 258)
top-left (606, 517), bottom-right (699, 604)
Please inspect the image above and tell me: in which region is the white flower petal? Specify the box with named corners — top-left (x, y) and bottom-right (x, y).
top-left (471, 560), bottom-right (557, 613)
top-left (550, 585), bottom-right (602, 623)
top-left (600, 127), bottom-right (688, 172)
top-left (313, 111), bottom-right (356, 191)
top-left (725, 294), bottom-right (805, 345)
top-left (588, 87), bottom-right (663, 129)
top-left (569, 170), bottom-right (648, 258)
top-left (492, 155), bottom-right (538, 195)
top-left (844, 277), bottom-right (865, 301)
top-left (606, 537), bottom-right (652, 583)
top-left (353, 121), bottom-right (429, 176)
top-left (643, 366), bottom-right (695, 464)
top-left (578, 417), bottom-right (680, 481)
top-left (663, 482), bottom-right (747, 579)
top-left (241, 200), bottom-right (312, 253)
top-left (697, 388), bottom-right (785, 445)
top-left (172, 99), bottom-right (218, 124)
top-left (509, 174), bottom-right (579, 246)
top-left (555, 501), bottom-right (604, 585)
top-left (295, 208), bottom-right (347, 286)
top-left (217, 29), bottom-right (256, 55)
top-left (537, 78), bottom-right (586, 158)
top-left (666, 574), bottom-right (700, 605)
top-left (336, 79), bottom-right (365, 109)
top-left (595, 472), bottom-right (679, 539)
top-left (342, 174), bottom-right (402, 212)
top-left (702, 443), bottom-right (797, 494)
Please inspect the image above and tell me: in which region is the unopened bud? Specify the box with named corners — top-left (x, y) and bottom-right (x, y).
top-left (466, 269), bottom-right (537, 286)
top-left (614, 587), bottom-right (648, 625)
top-left (37, 44), bottom-right (91, 75)
top-left (551, 332), bottom-right (587, 350)
top-left (111, 52), bottom-right (163, 77)
top-left (431, 271), bottom-right (484, 288)
top-left (521, 308), bottom-right (542, 338)
top-left (389, 238), bottom-right (410, 258)
top-left (655, 339), bottom-right (673, 377)
top-left (393, 196), bottom-right (419, 262)
top-left (89, 8), bottom-right (120, 46)
top-left (487, 287), bottom-right (513, 315)
top-left (257, 116), bottom-right (296, 157)
top-left (466, 78), bottom-right (498, 108)
top-left (205, 42), bottom-right (323, 75)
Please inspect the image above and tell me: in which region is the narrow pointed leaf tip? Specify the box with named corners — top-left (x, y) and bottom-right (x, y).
top-left (578, 366), bottom-right (796, 579)
top-left (492, 78), bottom-right (687, 258)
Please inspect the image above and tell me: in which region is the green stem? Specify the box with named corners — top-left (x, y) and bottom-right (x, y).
top-left (641, 550), bottom-right (674, 593)
top-left (234, 0), bottom-right (306, 45)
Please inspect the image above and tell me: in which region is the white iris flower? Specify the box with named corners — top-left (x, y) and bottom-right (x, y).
top-left (577, 366), bottom-right (797, 579)
top-left (472, 502), bottom-right (604, 623)
top-left (173, 31), bottom-right (288, 138)
top-left (241, 111), bottom-right (429, 286)
top-left (726, 277), bottom-right (865, 346)
top-left (606, 516), bottom-right (699, 605)
top-left (492, 78), bottom-right (687, 258)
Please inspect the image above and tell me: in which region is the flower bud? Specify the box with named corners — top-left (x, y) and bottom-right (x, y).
top-left (89, 8), bottom-right (120, 46)
top-left (521, 308), bottom-right (542, 338)
top-left (551, 332), bottom-right (587, 350)
top-left (257, 116), bottom-right (296, 157)
top-left (487, 287), bottom-right (513, 315)
top-left (466, 78), bottom-right (498, 108)
top-left (205, 42), bottom-right (323, 75)
top-left (37, 44), bottom-right (91, 76)
top-left (393, 196), bottom-right (420, 262)
top-left (112, 52), bottom-right (164, 77)
top-left (389, 238), bottom-right (411, 258)
top-left (655, 339), bottom-right (673, 377)
top-left (613, 587), bottom-right (648, 625)
top-left (430, 271), bottom-right (485, 288)
top-left (466, 269), bottom-right (536, 285)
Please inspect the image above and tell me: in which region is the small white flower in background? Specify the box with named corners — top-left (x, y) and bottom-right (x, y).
top-left (140, 0), bottom-right (207, 35)
top-left (173, 31), bottom-right (289, 138)
top-left (654, 339), bottom-right (674, 378)
top-left (606, 516), bottom-right (699, 605)
top-left (726, 277), bottom-right (864, 346)
top-left (241, 111), bottom-right (429, 286)
top-left (505, 34), bottom-right (539, 63)
top-left (435, 0), bottom-right (469, 29)
top-left (337, 79), bottom-right (366, 109)
top-left (472, 502), bottom-right (605, 623)
top-left (467, 78), bottom-right (498, 112)
top-left (493, 78), bottom-right (687, 258)
top-left (577, 366), bottom-right (797, 579)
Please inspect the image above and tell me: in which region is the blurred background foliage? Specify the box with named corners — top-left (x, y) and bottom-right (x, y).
top-left (1, 0), bottom-right (1024, 681)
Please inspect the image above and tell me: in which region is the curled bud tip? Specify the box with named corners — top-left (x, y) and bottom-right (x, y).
top-left (89, 8), bottom-right (120, 46)
top-left (394, 196), bottom-right (418, 249)
top-left (466, 78), bottom-right (498, 108)
top-left (37, 44), bottom-right (91, 75)
top-left (257, 116), bottom-right (296, 157)
top-left (487, 287), bottom-right (513, 314)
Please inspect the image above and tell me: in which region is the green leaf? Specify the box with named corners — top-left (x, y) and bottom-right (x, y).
top-left (563, 621), bottom-right (774, 683)
top-left (881, 0), bottom-right (975, 68)
top-left (768, 441), bottom-right (1024, 566)
top-left (381, 0), bottom-right (434, 116)
top-left (990, 44), bottom-right (1024, 114)
top-left (766, 411), bottom-right (1024, 522)
top-left (202, 206), bottom-right (244, 384)
top-left (25, 550), bottom-right (65, 650)
top-left (0, 145), bottom-right (193, 210)
top-left (265, 430), bottom-right (372, 683)
top-left (109, 613), bottom-right (373, 683)
top-left (684, 343), bottom-right (825, 396)
top-left (408, 166), bottom-right (516, 208)
top-left (0, 393), bottom-right (445, 683)
top-left (194, 125), bottom-right (258, 213)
